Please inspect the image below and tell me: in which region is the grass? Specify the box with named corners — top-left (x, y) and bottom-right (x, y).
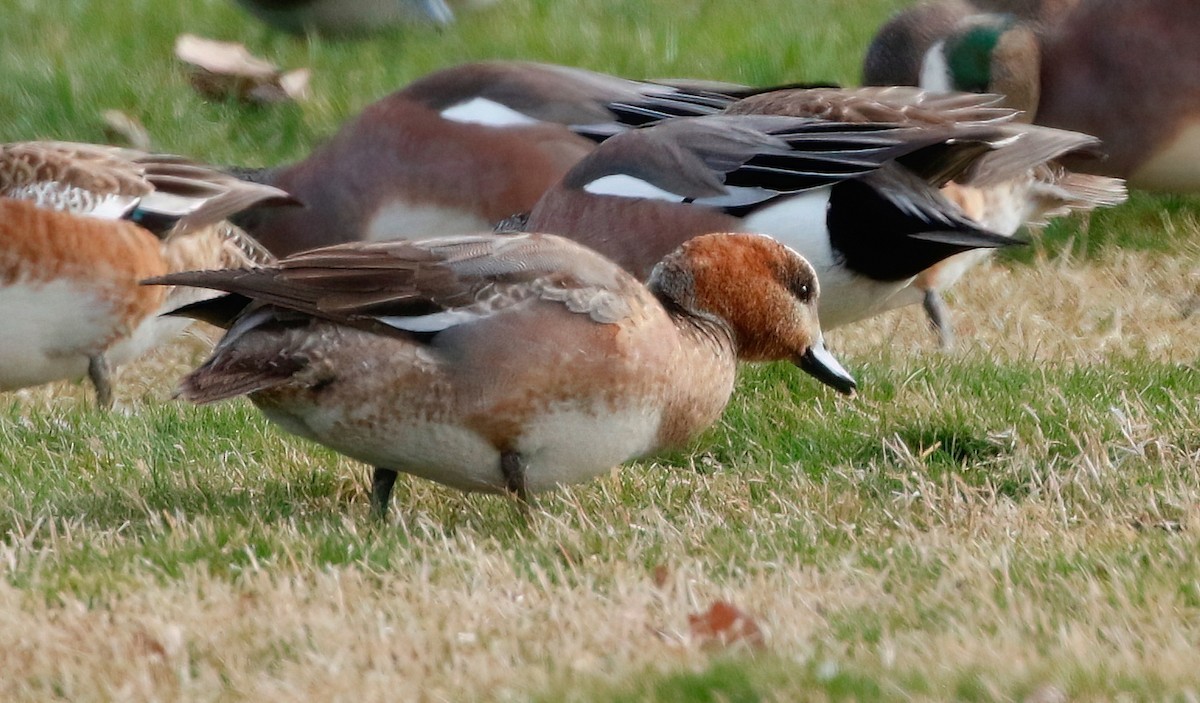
top-left (3, 0), bottom-right (1200, 700)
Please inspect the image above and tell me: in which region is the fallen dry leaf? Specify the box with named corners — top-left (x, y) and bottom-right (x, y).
top-left (174, 34), bottom-right (309, 105)
top-left (101, 109), bottom-right (152, 150)
top-left (687, 600), bottom-right (765, 650)
top-left (278, 68), bottom-right (312, 101)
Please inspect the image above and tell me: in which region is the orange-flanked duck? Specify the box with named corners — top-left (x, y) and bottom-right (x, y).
top-left (0, 141), bottom-right (289, 406)
top-left (149, 231), bottom-right (855, 516)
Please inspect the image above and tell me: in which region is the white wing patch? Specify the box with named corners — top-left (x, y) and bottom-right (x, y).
top-left (581, 174), bottom-right (687, 202)
top-left (379, 308), bottom-right (486, 333)
top-left (693, 185), bottom-right (780, 208)
top-left (439, 98), bottom-right (542, 127)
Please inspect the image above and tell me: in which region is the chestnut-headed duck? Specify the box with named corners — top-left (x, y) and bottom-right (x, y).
top-left (148, 231), bottom-right (855, 515)
top-left (866, 0), bottom-right (1200, 192)
top-left (233, 60), bottom-right (734, 256)
top-left (0, 141), bottom-right (289, 406)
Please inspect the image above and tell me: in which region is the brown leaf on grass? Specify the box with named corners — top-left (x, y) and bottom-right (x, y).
top-left (687, 600), bottom-right (765, 650)
top-left (651, 564), bottom-right (670, 588)
top-left (101, 110), bottom-right (152, 150)
top-left (174, 34), bottom-right (309, 105)
top-left (279, 68), bottom-right (312, 101)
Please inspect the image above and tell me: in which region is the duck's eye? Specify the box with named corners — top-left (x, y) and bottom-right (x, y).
top-left (790, 279), bottom-right (813, 302)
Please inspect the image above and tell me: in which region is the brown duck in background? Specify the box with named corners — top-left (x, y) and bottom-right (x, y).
top-left (231, 61), bottom-right (735, 257)
top-left (862, 0), bottom-right (1078, 89)
top-left (233, 0), bottom-right (456, 35)
top-left (864, 0), bottom-right (1200, 192)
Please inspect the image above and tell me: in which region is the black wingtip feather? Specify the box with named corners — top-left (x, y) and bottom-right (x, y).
top-left (161, 293), bottom-right (255, 329)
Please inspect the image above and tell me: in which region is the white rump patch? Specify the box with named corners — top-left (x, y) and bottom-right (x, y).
top-left (582, 175), bottom-right (687, 202)
top-left (439, 98), bottom-right (541, 127)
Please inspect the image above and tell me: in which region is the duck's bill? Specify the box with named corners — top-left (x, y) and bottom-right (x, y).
top-left (796, 340), bottom-right (857, 395)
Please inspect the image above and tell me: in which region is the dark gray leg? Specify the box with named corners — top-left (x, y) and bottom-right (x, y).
top-left (87, 355), bottom-right (113, 408)
top-left (500, 451), bottom-right (529, 517)
top-left (923, 289), bottom-right (956, 351)
top-left (371, 467), bottom-right (399, 518)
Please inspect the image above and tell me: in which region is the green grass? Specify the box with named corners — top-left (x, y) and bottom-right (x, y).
top-left (4, 0), bottom-right (1200, 700)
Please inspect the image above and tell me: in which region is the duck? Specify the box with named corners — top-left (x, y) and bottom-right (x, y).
top-left (716, 85), bottom-right (1126, 347)
top-left (0, 141), bottom-right (290, 407)
top-left (862, 0), bottom-right (1078, 90)
top-left (232, 60), bottom-right (735, 256)
top-left (521, 107), bottom-right (1113, 332)
top-left (147, 231), bottom-right (856, 516)
top-left (233, 0), bottom-right (457, 35)
top-left (866, 0), bottom-right (1200, 192)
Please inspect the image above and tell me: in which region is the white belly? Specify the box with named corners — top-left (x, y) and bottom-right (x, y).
top-left (0, 276), bottom-right (189, 392)
top-left (261, 400), bottom-right (664, 494)
top-left (813, 266), bottom-right (911, 329)
top-left (0, 278), bottom-right (118, 390)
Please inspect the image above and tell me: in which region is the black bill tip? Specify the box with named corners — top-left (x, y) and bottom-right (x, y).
top-left (796, 339), bottom-right (857, 396)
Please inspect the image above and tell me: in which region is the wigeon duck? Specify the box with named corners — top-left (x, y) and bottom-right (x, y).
top-left (717, 86), bottom-right (1126, 347)
top-left (148, 231), bottom-right (856, 516)
top-left (0, 141), bottom-right (289, 406)
top-left (522, 109), bottom-right (1106, 331)
top-left (234, 61), bottom-right (733, 256)
top-left (233, 0), bottom-right (456, 35)
top-left (867, 0), bottom-right (1200, 192)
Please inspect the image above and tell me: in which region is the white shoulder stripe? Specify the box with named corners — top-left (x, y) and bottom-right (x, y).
top-left (581, 174), bottom-right (687, 202)
top-left (439, 98), bottom-right (541, 127)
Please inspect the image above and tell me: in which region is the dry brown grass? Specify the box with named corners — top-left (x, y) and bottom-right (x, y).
top-left (839, 245), bottom-right (1200, 364)
top-left (3, 469), bottom-right (1199, 701)
top-left (3, 243), bottom-right (1199, 700)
